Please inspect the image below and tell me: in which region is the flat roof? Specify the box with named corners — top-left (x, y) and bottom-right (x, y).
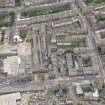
top-left (0, 45), bottom-right (17, 56)
top-left (0, 0), bottom-right (7, 3)
top-left (17, 42), bottom-right (32, 56)
top-left (0, 93), bottom-right (21, 105)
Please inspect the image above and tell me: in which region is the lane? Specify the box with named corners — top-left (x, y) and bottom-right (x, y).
top-left (0, 75), bottom-right (98, 94)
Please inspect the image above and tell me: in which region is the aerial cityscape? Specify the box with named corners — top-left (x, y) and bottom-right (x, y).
top-left (0, 0), bottom-right (105, 105)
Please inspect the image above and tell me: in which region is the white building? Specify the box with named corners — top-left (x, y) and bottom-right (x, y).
top-left (0, 93), bottom-right (21, 105)
top-left (3, 56), bottom-right (24, 76)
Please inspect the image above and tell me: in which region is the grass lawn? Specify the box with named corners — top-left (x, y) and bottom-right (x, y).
top-left (21, 4), bottom-right (71, 17)
top-left (96, 14), bottom-right (105, 22)
top-left (100, 31), bottom-right (105, 39)
top-left (63, 21), bottom-right (81, 32)
top-left (71, 40), bottom-right (87, 47)
top-left (15, 0), bottom-right (21, 6)
top-left (56, 36), bottom-right (86, 47)
top-left (0, 12), bottom-right (15, 27)
top-left (20, 30), bottom-right (27, 40)
top-left (82, 84), bottom-right (94, 92)
top-left (85, 0), bottom-right (105, 5)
